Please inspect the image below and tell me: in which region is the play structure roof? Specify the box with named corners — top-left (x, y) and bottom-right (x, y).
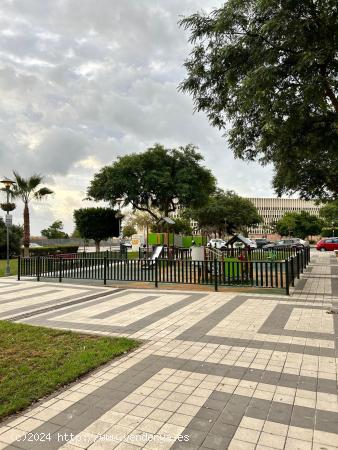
top-left (226, 234), bottom-right (252, 248)
top-left (157, 216), bottom-right (175, 225)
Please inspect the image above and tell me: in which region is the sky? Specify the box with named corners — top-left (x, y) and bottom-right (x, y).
top-left (0, 0), bottom-right (274, 235)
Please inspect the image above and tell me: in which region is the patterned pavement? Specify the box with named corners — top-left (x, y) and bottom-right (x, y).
top-left (0, 252), bottom-right (337, 449)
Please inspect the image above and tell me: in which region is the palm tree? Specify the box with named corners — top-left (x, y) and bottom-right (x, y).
top-left (11, 173), bottom-right (53, 257)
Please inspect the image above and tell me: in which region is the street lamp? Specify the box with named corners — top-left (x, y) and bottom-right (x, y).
top-left (0, 177), bottom-right (16, 276)
top-left (332, 221), bottom-right (335, 238)
top-left (115, 198), bottom-right (124, 238)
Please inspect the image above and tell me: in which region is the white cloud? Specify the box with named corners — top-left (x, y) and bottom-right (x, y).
top-left (0, 0), bottom-right (274, 234)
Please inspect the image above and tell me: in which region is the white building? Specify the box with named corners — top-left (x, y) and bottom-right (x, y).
top-left (246, 197), bottom-right (321, 235)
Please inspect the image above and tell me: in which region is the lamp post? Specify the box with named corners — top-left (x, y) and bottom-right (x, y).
top-left (332, 222), bottom-right (335, 238)
top-left (0, 178), bottom-right (16, 276)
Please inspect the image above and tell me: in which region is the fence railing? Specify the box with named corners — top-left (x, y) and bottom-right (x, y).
top-left (18, 247), bottom-right (310, 294)
top-left (139, 246), bottom-right (300, 261)
top-left (138, 247), bottom-right (192, 260)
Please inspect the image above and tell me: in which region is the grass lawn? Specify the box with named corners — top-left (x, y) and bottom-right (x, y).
top-left (128, 251), bottom-right (140, 259)
top-left (0, 321), bottom-right (139, 420)
top-left (0, 259), bottom-right (18, 277)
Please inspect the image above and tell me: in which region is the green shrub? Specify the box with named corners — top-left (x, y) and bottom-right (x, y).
top-left (24, 245), bottom-right (79, 257)
top-left (321, 228), bottom-right (338, 237)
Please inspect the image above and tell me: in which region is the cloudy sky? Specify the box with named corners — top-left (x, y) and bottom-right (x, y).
top-left (0, 0), bottom-right (274, 235)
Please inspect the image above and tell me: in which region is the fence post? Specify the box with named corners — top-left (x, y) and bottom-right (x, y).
top-left (17, 255), bottom-right (21, 281)
top-left (290, 256), bottom-right (294, 287)
top-left (214, 257), bottom-right (218, 292)
top-left (155, 257), bottom-right (158, 288)
top-left (59, 257), bottom-right (62, 283)
top-left (37, 256), bottom-right (40, 282)
top-left (296, 252), bottom-right (300, 278)
top-left (104, 255), bottom-right (107, 285)
top-left (285, 258), bottom-right (290, 295)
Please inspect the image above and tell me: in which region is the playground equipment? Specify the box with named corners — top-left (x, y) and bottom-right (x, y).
top-left (142, 245), bottom-right (164, 269)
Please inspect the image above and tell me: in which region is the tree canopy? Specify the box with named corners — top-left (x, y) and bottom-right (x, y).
top-left (151, 216), bottom-right (193, 235)
top-left (186, 190), bottom-right (262, 237)
top-left (73, 208), bottom-right (120, 251)
top-left (41, 220), bottom-right (69, 239)
top-left (122, 224), bottom-right (137, 238)
top-left (180, 1), bottom-right (338, 200)
top-left (0, 218), bottom-right (22, 259)
top-left (276, 212), bottom-right (324, 239)
top-left (87, 144), bottom-right (216, 220)
top-left (320, 200), bottom-right (338, 224)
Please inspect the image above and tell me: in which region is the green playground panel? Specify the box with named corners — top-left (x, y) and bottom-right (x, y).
top-left (148, 234), bottom-right (207, 248)
top-left (148, 233), bottom-right (164, 245)
top-left (223, 257), bottom-right (242, 277)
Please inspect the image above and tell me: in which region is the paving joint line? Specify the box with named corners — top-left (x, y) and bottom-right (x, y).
top-left (7, 288), bottom-right (125, 322)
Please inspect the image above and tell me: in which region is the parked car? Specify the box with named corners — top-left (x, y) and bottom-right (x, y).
top-left (207, 239), bottom-right (227, 250)
top-left (263, 238), bottom-right (306, 250)
top-left (254, 238), bottom-right (272, 249)
top-left (316, 237), bottom-right (338, 251)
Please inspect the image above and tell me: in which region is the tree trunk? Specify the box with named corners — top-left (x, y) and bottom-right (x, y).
top-left (95, 240), bottom-right (100, 252)
top-left (23, 201), bottom-right (30, 257)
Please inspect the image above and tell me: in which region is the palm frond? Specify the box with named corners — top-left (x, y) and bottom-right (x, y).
top-left (12, 172), bottom-right (52, 202)
top-left (13, 171), bottom-right (28, 190)
top-left (34, 187), bottom-right (53, 200)
top-left (28, 174), bottom-right (44, 191)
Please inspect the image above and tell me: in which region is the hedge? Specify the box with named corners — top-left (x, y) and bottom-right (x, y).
top-left (321, 228), bottom-right (338, 237)
top-left (23, 246), bottom-right (79, 257)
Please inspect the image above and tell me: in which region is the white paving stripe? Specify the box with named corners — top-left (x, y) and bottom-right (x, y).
top-left (0, 288), bottom-right (86, 314)
top-left (54, 293), bottom-right (188, 327)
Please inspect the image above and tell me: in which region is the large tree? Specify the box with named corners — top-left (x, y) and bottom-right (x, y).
top-left (180, 1), bottom-right (338, 200)
top-left (276, 211), bottom-right (324, 239)
top-left (41, 220), bottom-right (69, 239)
top-left (87, 144), bottom-right (216, 220)
top-left (73, 208), bottom-right (120, 251)
top-left (11, 173), bottom-right (53, 256)
top-left (186, 190), bottom-right (262, 237)
top-left (320, 200), bottom-right (338, 224)
top-left (122, 224), bottom-right (137, 238)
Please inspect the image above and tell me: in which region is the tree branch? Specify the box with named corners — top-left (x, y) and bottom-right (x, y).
top-left (323, 78), bottom-right (338, 113)
top-left (131, 202), bottom-right (159, 221)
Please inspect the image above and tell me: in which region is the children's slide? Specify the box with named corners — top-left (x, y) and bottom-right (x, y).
top-left (142, 245), bottom-right (164, 269)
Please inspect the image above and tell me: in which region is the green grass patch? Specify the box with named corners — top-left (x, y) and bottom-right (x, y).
top-left (0, 259), bottom-right (18, 277)
top-left (127, 251), bottom-right (139, 260)
top-left (0, 321), bottom-right (139, 420)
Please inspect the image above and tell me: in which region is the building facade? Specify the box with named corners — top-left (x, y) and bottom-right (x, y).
top-left (246, 197), bottom-right (321, 236)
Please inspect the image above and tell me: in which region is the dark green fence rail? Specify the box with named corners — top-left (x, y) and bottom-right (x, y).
top-left (18, 247), bottom-right (310, 294)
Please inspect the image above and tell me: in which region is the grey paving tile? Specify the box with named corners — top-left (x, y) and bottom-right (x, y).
top-left (2, 252), bottom-right (338, 450)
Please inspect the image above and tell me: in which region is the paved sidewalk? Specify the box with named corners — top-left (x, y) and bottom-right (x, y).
top-left (0, 252), bottom-right (337, 450)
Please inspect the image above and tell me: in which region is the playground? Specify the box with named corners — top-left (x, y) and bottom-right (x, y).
top-left (18, 233), bottom-right (310, 294)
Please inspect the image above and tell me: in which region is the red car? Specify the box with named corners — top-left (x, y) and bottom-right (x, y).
top-left (316, 237), bottom-right (338, 251)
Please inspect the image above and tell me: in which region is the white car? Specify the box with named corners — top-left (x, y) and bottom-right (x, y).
top-left (207, 239), bottom-right (227, 250)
